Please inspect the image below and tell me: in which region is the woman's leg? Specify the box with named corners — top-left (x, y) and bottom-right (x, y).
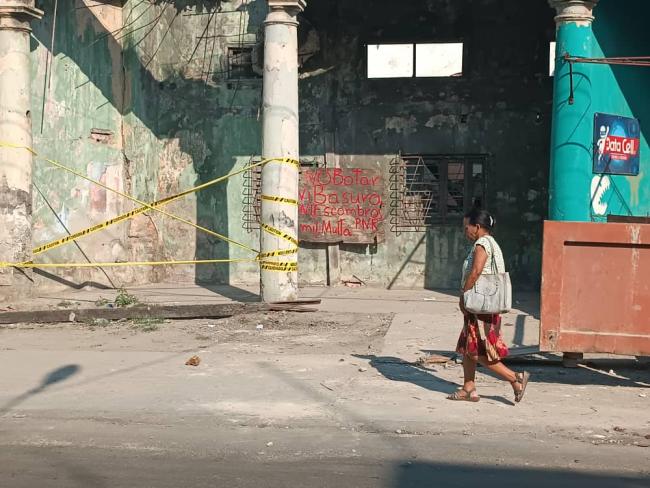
top-left (476, 356), bottom-right (517, 383)
top-left (463, 355), bottom-right (478, 392)
top-left (476, 356), bottom-right (530, 399)
top-left (448, 355), bottom-right (481, 400)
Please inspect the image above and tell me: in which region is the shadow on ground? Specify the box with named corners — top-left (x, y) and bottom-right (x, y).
top-left (392, 461), bottom-right (650, 488)
top-left (0, 364), bottom-right (80, 415)
top-left (354, 354), bottom-right (515, 406)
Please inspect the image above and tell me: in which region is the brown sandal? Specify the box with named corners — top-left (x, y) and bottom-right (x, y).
top-left (447, 388), bottom-right (480, 402)
top-left (513, 371), bottom-right (530, 403)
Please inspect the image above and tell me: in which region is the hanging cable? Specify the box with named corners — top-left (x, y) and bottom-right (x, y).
top-left (563, 53), bottom-right (650, 104)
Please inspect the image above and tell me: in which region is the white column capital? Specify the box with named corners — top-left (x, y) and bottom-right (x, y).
top-left (549, 0), bottom-right (598, 25)
top-left (267, 0), bottom-right (306, 12)
top-left (0, 0), bottom-right (43, 31)
top-left (265, 0), bottom-right (305, 27)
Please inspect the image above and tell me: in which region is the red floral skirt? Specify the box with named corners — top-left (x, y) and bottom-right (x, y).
top-left (456, 313), bottom-right (509, 360)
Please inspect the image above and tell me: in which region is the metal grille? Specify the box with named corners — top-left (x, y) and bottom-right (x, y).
top-left (390, 154), bottom-right (487, 234)
top-left (242, 158), bottom-right (325, 232)
top-left (242, 162), bottom-right (262, 232)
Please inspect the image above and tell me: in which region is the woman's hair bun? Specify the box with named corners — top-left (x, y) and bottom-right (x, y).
top-left (464, 207), bottom-right (495, 230)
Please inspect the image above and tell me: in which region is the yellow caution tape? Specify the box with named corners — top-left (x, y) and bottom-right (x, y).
top-left (257, 248), bottom-right (298, 259)
top-left (35, 155), bottom-right (262, 255)
top-left (0, 258), bottom-right (255, 269)
top-left (32, 192), bottom-right (180, 255)
top-left (258, 223), bottom-right (298, 273)
top-left (0, 141), bottom-right (301, 272)
top-left (261, 195), bottom-right (298, 206)
top-left (260, 261), bottom-right (298, 272)
top-left (260, 223), bottom-right (299, 247)
top-left (265, 157), bottom-right (300, 167)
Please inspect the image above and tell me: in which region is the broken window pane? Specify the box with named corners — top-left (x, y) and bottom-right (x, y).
top-left (471, 163), bottom-right (485, 209)
top-left (415, 43), bottom-right (463, 77)
top-left (446, 162), bottom-right (465, 215)
top-left (367, 44), bottom-right (414, 78)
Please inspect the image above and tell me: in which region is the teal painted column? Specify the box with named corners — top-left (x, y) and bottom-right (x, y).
top-left (548, 1), bottom-right (598, 221)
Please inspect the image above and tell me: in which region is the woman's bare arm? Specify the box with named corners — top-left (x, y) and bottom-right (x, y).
top-left (463, 245), bottom-right (488, 292)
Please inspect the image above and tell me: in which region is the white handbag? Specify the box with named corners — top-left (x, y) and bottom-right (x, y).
top-left (463, 238), bottom-right (512, 314)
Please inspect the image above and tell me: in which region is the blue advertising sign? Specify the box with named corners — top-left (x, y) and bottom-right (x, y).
top-left (594, 113), bottom-right (640, 176)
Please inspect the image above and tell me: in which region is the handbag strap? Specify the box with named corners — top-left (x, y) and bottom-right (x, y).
top-left (479, 236), bottom-right (498, 274)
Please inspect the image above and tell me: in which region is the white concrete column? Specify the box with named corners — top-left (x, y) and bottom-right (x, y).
top-left (260, 0), bottom-right (305, 303)
top-left (0, 0), bottom-right (43, 298)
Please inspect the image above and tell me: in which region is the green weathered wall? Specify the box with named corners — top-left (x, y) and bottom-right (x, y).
top-left (120, 0), bottom-right (266, 286)
top-left (31, 1), bottom-right (131, 288)
top-left (27, 0), bottom-right (559, 292)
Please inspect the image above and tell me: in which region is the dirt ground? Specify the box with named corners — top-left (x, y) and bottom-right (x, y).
top-left (0, 311), bottom-right (394, 355)
top-left (1, 286), bottom-right (649, 488)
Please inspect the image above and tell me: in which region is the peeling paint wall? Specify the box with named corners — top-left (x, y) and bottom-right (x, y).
top-left (30, 0), bottom-right (130, 288)
top-left (297, 0), bottom-right (555, 289)
top-left (27, 0), bottom-right (556, 292)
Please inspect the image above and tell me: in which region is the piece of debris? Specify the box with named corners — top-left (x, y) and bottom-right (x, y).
top-left (614, 426), bottom-right (626, 432)
top-left (423, 297), bottom-right (436, 301)
top-left (68, 312), bottom-right (76, 322)
top-left (320, 382), bottom-right (334, 391)
top-left (416, 354), bottom-right (451, 366)
top-left (639, 393), bottom-right (647, 398)
top-left (206, 324), bottom-right (216, 328)
top-left (185, 355), bottom-right (201, 367)
top-left (358, 367), bottom-right (367, 372)
top-left (339, 358), bottom-right (345, 362)
top-left (256, 324), bottom-right (264, 330)
top-left (395, 429), bottom-right (403, 434)
top-left (342, 275), bottom-right (365, 288)
top-left (266, 441), bottom-right (273, 447)
top-left (344, 281), bottom-right (362, 288)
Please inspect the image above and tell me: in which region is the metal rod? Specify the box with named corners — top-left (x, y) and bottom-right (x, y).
top-left (568, 60), bottom-right (575, 105)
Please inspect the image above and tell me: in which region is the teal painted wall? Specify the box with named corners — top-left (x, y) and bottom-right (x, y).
top-left (550, 0), bottom-right (650, 222)
top-left (590, 0), bottom-right (650, 219)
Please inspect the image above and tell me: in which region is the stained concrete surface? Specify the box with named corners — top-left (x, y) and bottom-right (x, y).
top-left (0, 286), bottom-right (649, 486)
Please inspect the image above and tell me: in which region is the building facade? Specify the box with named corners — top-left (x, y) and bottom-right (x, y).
top-left (0, 0), bottom-right (647, 296)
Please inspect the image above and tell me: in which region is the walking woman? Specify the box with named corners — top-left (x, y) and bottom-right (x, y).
top-left (447, 207), bottom-right (530, 403)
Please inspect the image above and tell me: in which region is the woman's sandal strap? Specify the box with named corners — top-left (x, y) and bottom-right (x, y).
top-left (447, 388), bottom-right (480, 402)
top-left (514, 372), bottom-right (530, 403)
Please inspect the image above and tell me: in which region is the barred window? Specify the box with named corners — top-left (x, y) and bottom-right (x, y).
top-left (390, 154), bottom-right (487, 233)
top-left (227, 45), bottom-right (259, 80)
